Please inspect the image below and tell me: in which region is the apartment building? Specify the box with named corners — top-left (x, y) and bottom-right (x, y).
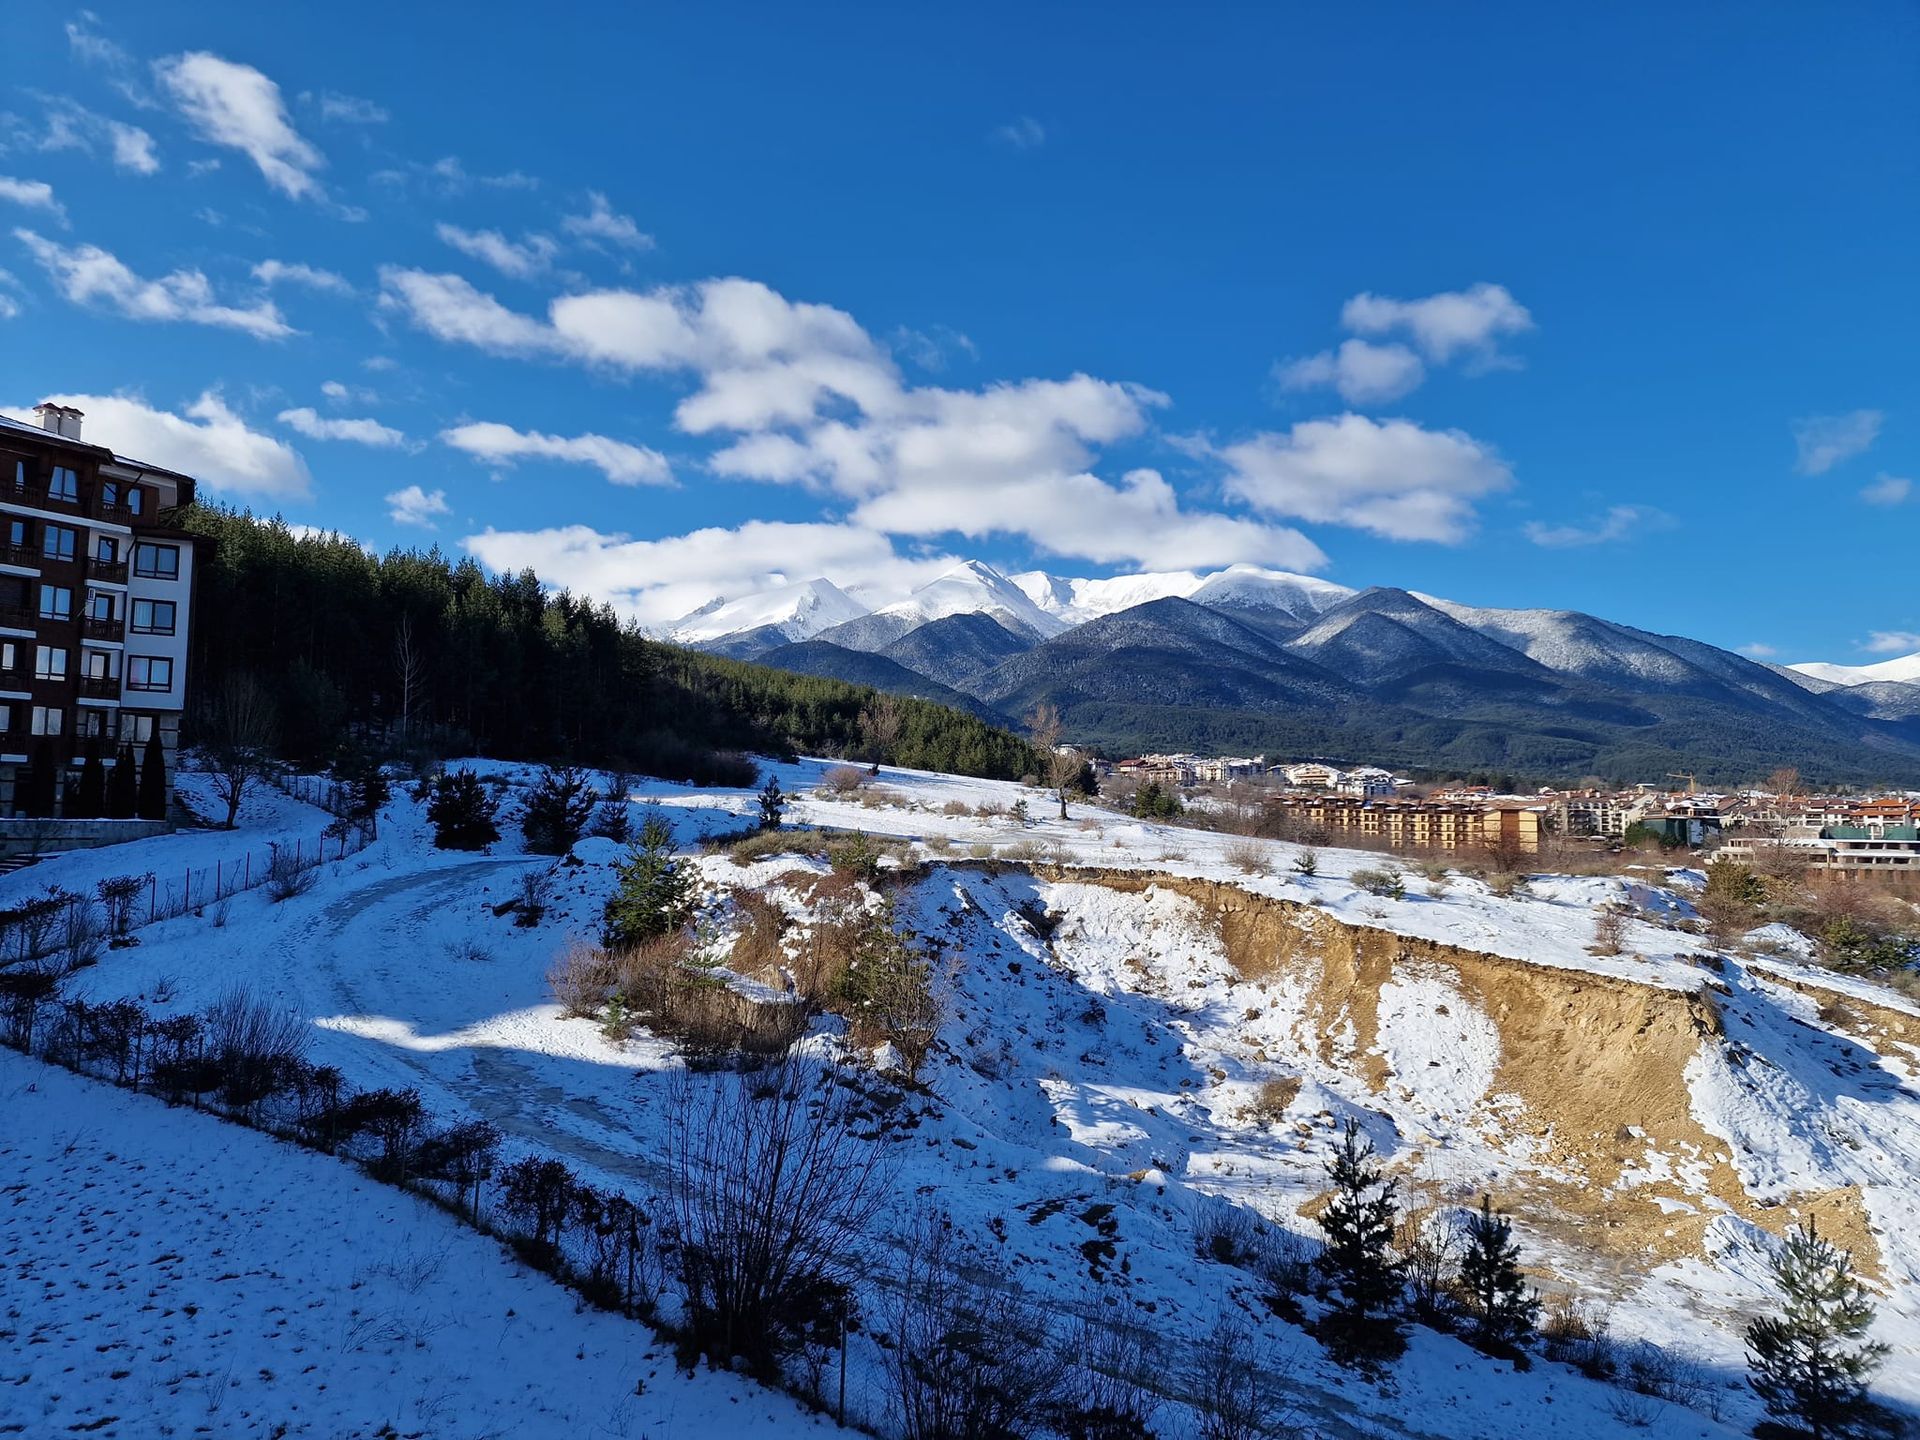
top-left (1264, 795), bottom-right (1545, 854)
top-left (0, 403), bottom-right (198, 816)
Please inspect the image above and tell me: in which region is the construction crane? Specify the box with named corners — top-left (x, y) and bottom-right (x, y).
top-left (1667, 771), bottom-right (1698, 796)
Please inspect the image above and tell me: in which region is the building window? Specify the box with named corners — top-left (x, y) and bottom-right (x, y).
top-left (81, 650), bottom-right (113, 680)
top-left (48, 467), bottom-right (78, 502)
top-left (5, 518), bottom-right (27, 550)
top-left (42, 524), bottom-right (76, 561)
top-left (100, 480), bottom-right (118, 509)
top-left (38, 585), bottom-right (71, 621)
top-left (130, 598), bottom-right (176, 634)
top-left (30, 705), bottom-right (63, 737)
top-left (34, 645), bottom-right (67, 681)
top-left (126, 486), bottom-right (144, 516)
top-left (120, 712), bottom-right (154, 744)
top-left (86, 591), bottom-right (114, 623)
top-left (7, 458), bottom-right (23, 491)
top-left (133, 542), bottom-right (179, 579)
top-left (94, 534), bottom-right (116, 563)
top-left (77, 708), bottom-right (111, 738)
top-left (126, 655), bottom-right (172, 691)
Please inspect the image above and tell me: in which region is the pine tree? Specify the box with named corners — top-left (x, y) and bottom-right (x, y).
top-left (73, 735), bottom-right (106, 819)
top-left (1315, 1118), bottom-right (1406, 1367)
top-left (1746, 1220), bottom-right (1889, 1440)
top-left (22, 739), bottom-right (57, 818)
top-left (332, 747), bottom-right (391, 834)
top-left (757, 774), bottom-right (785, 832)
top-left (137, 730), bottom-right (169, 820)
top-left (107, 741), bottom-right (137, 819)
top-left (521, 765), bottom-right (595, 854)
top-left (603, 813), bottom-right (694, 949)
top-left (1457, 1195), bottom-right (1539, 1356)
top-left (426, 768), bottom-right (501, 851)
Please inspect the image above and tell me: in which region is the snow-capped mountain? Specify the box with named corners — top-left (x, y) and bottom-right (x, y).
top-left (814, 560), bottom-right (1068, 653)
top-left (1009, 563), bottom-right (1349, 627)
top-left (1789, 650), bottom-right (1920, 688)
top-left (667, 577), bottom-right (867, 648)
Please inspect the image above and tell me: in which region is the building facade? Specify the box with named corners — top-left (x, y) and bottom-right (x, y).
top-left (1264, 795), bottom-right (1545, 853)
top-left (0, 403), bottom-right (198, 816)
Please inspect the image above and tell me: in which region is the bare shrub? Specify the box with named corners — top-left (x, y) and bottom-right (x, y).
top-left (727, 887), bottom-right (788, 980)
top-left (1222, 837), bottom-right (1271, 875)
top-left (1246, 1075), bottom-right (1301, 1126)
top-left (820, 764), bottom-right (868, 796)
top-left (884, 1208), bottom-right (1065, 1440)
top-left (499, 1155), bottom-right (579, 1261)
top-left (1186, 1312), bottom-right (1296, 1440)
top-left (96, 873), bottom-right (149, 936)
top-left (667, 1051), bottom-right (896, 1377)
top-left (0, 960), bottom-right (64, 1051)
top-left (60, 903), bottom-right (105, 971)
top-left (1399, 1203), bottom-right (1464, 1327)
top-left (828, 900), bottom-right (944, 1079)
top-left (1591, 904), bottom-right (1629, 956)
top-left (1055, 1318), bottom-right (1161, 1438)
top-left (265, 843), bottom-right (318, 902)
top-left (514, 867), bottom-right (552, 926)
top-left (548, 938), bottom-right (618, 1017)
top-left (1485, 870), bottom-right (1529, 899)
top-left (1003, 838), bottom-right (1046, 865)
top-left (205, 986), bottom-right (311, 1113)
top-left (1540, 1293), bottom-right (1615, 1378)
top-left (1351, 866), bottom-right (1406, 899)
top-left (1193, 1206), bottom-right (1263, 1268)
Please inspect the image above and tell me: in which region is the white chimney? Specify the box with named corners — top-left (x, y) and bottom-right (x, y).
top-left (33, 402), bottom-right (83, 441)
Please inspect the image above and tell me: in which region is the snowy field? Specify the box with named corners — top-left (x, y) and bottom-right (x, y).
top-left (2, 754), bottom-right (1916, 1437)
top-left (0, 1050), bottom-right (842, 1438)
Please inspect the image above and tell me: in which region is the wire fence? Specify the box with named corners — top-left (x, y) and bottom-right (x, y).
top-left (141, 823), bottom-right (375, 926)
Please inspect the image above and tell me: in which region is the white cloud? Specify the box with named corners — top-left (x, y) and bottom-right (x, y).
top-left (560, 192), bottom-right (652, 250)
top-left (110, 123), bottom-right (159, 173)
top-left (386, 484), bottom-right (450, 528)
top-left (252, 258), bottom-right (351, 294)
top-left (65, 13), bottom-right (155, 108)
top-left (891, 324), bottom-right (977, 372)
top-left (16, 229), bottom-right (293, 339)
top-left (19, 99), bottom-right (161, 176)
top-left (387, 268), bottom-right (1324, 572)
top-left (1275, 339), bottom-right (1424, 405)
top-left (435, 223), bottom-right (558, 279)
top-left (1341, 282), bottom-right (1533, 364)
top-left (1864, 631), bottom-right (1920, 655)
top-left (1737, 643), bottom-right (1778, 658)
top-left (7, 390), bottom-right (309, 498)
top-left (1792, 409), bottom-right (1883, 475)
top-left (374, 155), bottom-right (538, 197)
top-left (1524, 503), bottom-right (1672, 548)
top-left (1861, 474), bottom-right (1912, 506)
top-left (312, 91), bottom-right (388, 125)
top-left (441, 421), bottom-right (672, 486)
top-left (1218, 413), bottom-right (1511, 543)
top-left (154, 52), bottom-right (325, 200)
top-left (0, 177), bottom-right (64, 221)
top-left (278, 406), bottom-right (406, 448)
top-left (462, 520), bottom-right (961, 626)
top-left (992, 116), bottom-right (1046, 149)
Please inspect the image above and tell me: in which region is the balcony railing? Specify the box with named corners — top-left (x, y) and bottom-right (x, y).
top-left (0, 664), bottom-right (29, 691)
top-left (0, 604), bottom-right (34, 631)
top-left (82, 616), bottom-right (123, 643)
top-left (78, 674), bottom-right (121, 701)
top-left (86, 556), bottom-right (128, 584)
top-left (0, 544), bottom-right (38, 570)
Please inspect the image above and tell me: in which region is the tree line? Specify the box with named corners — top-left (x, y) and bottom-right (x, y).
top-left (177, 507), bottom-right (1037, 782)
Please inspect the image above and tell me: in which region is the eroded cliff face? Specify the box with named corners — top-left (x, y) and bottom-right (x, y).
top-left (1037, 869), bottom-right (1884, 1280)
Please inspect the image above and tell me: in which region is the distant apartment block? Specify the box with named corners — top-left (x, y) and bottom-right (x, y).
top-left (1264, 795), bottom-right (1545, 854)
top-left (0, 403), bottom-right (198, 816)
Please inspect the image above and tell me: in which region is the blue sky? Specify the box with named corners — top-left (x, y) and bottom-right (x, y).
top-left (0, 2), bottom-right (1913, 662)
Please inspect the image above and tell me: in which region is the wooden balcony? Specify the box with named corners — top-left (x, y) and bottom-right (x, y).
top-left (85, 555), bottom-right (128, 584)
top-left (0, 604), bottom-right (35, 631)
top-left (0, 544), bottom-right (38, 571)
top-left (82, 616), bottom-right (123, 643)
top-left (78, 674), bottom-right (121, 701)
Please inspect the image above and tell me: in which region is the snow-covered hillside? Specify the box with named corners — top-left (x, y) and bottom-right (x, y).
top-left (0, 1050), bottom-right (841, 1439)
top-left (6, 758), bottom-right (1918, 1437)
top-left (1790, 650), bottom-right (1920, 688)
top-left (668, 576), bottom-right (867, 645)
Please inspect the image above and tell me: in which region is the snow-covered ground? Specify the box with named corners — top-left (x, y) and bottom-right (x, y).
top-left (0, 1050), bottom-right (843, 1438)
top-left (4, 754), bottom-right (1917, 1437)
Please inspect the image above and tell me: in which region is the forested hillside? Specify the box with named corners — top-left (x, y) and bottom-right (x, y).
top-left (177, 509), bottom-right (1037, 781)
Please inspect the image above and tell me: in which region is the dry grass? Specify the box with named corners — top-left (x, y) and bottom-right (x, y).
top-left (1222, 837), bottom-right (1272, 875)
top-left (548, 938), bottom-right (617, 1017)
